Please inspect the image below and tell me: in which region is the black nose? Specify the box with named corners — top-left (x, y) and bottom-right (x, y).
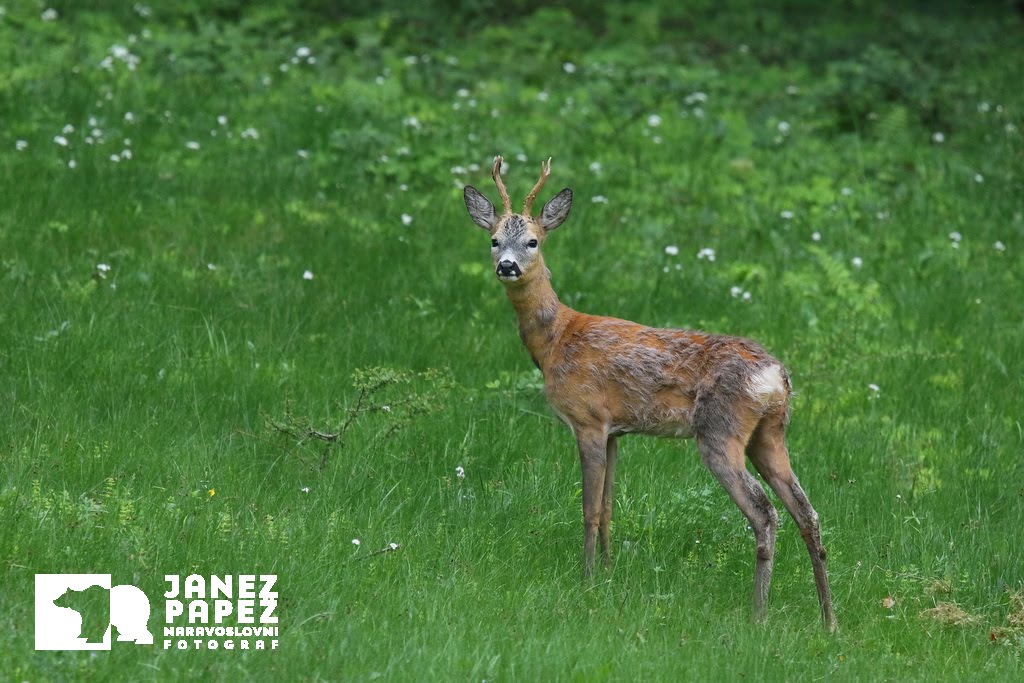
top-left (497, 260), bottom-right (521, 277)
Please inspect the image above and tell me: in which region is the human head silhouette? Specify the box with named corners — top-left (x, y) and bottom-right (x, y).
top-left (110, 584), bottom-right (153, 644)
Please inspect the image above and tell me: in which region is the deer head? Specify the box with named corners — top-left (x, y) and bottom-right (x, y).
top-left (463, 156), bottom-right (573, 285)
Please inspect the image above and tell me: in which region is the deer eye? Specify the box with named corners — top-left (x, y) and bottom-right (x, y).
top-left (491, 239), bottom-right (499, 248)
top-left (527, 239), bottom-right (538, 248)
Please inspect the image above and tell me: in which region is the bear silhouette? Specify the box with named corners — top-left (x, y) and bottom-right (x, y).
top-left (53, 584), bottom-right (109, 644)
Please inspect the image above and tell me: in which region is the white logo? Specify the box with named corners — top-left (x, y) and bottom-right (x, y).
top-left (35, 574), bottom-right (153, 650)
top-left (162, 574), bottom-right (279, 650)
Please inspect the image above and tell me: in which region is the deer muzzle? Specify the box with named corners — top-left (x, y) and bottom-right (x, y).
top-left (496, 259), bottom-right (522, 280)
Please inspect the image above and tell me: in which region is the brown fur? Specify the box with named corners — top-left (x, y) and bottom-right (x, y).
top-left (464, 157), bottom-right (837, 632)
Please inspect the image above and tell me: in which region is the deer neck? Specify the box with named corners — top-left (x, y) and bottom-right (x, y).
top-left (503, 262), bottom-right (567, 370)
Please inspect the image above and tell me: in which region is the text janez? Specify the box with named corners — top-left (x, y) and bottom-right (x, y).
top-left (162, 574), bottom-right (279, 651)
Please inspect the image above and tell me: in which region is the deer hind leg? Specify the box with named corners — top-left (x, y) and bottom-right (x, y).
top-left (599, 435), bottom-right (619, 567)
top-left (747, 415), bottom-right (838, 633)
top-left (576, 427), bottom-right (609, 578)
top-left (696, 432), bottom-right (779, 622)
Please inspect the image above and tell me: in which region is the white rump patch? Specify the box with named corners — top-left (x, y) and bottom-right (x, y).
top-left (747, 364), bottom-right (786, 403)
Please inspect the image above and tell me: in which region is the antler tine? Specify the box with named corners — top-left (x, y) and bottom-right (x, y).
top-left (491, 156), bottom-right (512, 216)
top-left (523, 157), bottom-right (552, 215)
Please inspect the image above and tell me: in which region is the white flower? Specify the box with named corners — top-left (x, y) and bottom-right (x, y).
top-left (563, 62), bottom-right (577, 74)
top-left (978, 101), bottom-right (991, 113)
top-left (591, 195), bottom-right (609, 204)
top-left (303, 270), bottom-right (314, 280)
top-left (217, 115), bottom-right (228, 126)
top-left (851, 256), bottom-right (863, 268)
top-left (15, 140), bottom-right (27, 151)
top-left (876, 210), bottom-right (890, 220)
top-left (537, 91), bottom-right (549, 102)
top-left (124, 111), bottom-right (135, 123)
top-left (402, 116), bottom-right (421, 129)
top-left (652, 135), bottom-right (662, 145)
top-left (62, 124), bottom-right (75, 134)
top-left (664, 245), bottom-right (679, 256)
top-left (41, 8), bottom-right (58, 21)
top-left (240, 127), bottom-right (259, 139)
top-left (785, 84), bottom-right (799, 95)
top-left (841, 187), bottom-right (853, 196)
top-left (932, 131), bottom-right (945, 144)
top-left (588, 161), bottom-right (602, 174)
top-left (296, 149), bottom-right (309, 159)
top-left (396, 146), bottom-right (410, 157)
top-left (102, 44), bottom-right (139, 71)
top-left (974, 173), bottom-right (984, 183)
top-left (296, 46), bottom-right (311, 58)
top-left (352, 538), bottom-right (361, 546)
top-left (868, 383), bottom-right (881, 394)
top-left (811, 231), bottom-right (822, 242)
top-left (207, 263), bottom-right (217, 271)
top-left (53, 135), bottom-right (69, 147)
top-left (450, 165), bottom-right (466, 175)
top-left (401, 213), bottom-right (413, 226)
top-left (780, 210), bottom-right (794, 220)
top-left (515, 152), bottom-right (527, 163)
top-left (949, 231), bottom-right (962, 243)
top-left (730, 286), bottom-right (743, 298)
top-left (685, 92), bottom-right (707, 105)
top-left (97, 263), bottom-right (111, 273)
top-left (185, 140), bottom-right (200, 150)
top-left (399, 184), bottom-right (408, 192)
top-left (388, 542), bottom-right (400, 551)
top-left (456, 88), bottom-right (470, 98)
top-left (300, 486), bottom-right (310, 493)
top-left (67, 159), bottom-right (77, 169)
top-left (993, 241), bottom-right (1006, 252)
top-left (455, 466), bottom-right (465, 479)
top-left (777, 121), bottom-right (790, 134)
top-left (647, 114), bottom-right (662, 127)
top-left (109, 154), bottom-right (121, 163)
top-left (697, 247), bottom-right (716, 262)
top-left (741, 291), bottom-right (752, 302)
top-left (403, 55), bottom-right (418, 66)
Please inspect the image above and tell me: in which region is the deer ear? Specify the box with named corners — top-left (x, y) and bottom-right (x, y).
top-left (464, 186), bottom-right (497, 231)
top-left (539, 188), bottom-right (572, 232)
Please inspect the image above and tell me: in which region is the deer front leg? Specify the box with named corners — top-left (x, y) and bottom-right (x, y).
top-left (576, 428), bottom-right (608, 578)
top-left (599, 435), bottom-right (619, 567)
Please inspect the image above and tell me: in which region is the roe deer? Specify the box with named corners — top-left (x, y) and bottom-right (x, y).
top-left (463, 156), bottom-right (837, 632)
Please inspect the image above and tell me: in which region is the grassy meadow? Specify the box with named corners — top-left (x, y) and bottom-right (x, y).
top-left (2, 1), bottom-right (1023, 679)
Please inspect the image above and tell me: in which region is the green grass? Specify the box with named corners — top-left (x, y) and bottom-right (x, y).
top-left (2, 1), bottom-right (1023, 680)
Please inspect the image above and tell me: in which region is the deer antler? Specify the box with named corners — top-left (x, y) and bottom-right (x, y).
top-left (523, 157), bottom-right (552, 216)
top-left (491, 156), bottom-right (512, 216)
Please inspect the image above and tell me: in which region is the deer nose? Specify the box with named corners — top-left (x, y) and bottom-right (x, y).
top-left (497, 260), bottom-right (521, 277)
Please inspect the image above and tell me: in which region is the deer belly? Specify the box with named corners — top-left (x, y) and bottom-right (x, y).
top-left (610, 403), bottom-right (696, 438)
top-left (640, 420), bottom-right (696, 438)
